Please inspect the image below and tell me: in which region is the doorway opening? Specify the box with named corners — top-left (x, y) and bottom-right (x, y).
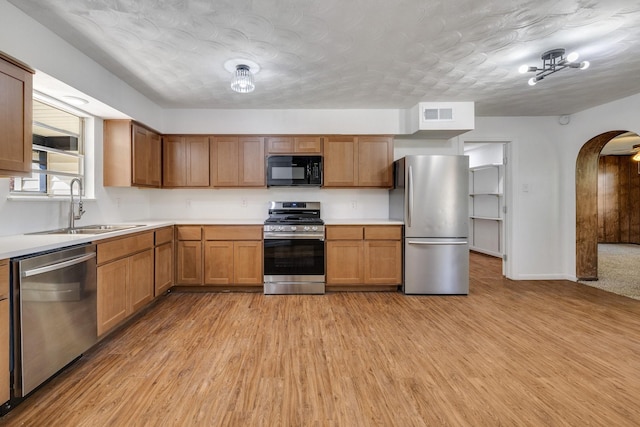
top-left (575, 130), bottom-right (640, 287)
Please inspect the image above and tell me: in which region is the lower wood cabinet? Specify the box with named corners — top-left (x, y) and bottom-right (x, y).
top-left (154, 226), bottom-right (174, 296)
top-left (204, 226), bottom-right (263, 286)
top-left (326, 225), bottom-right (402, 286)
top-left (175, 225), bottom-right (263, 286)
top-left (96, 232), bottom-right (154, 336)
top-left (0, 259), bottom-right (9, 404)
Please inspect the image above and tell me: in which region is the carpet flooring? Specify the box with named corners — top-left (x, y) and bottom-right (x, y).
top-left (579, 243), bottom-right (640, 300)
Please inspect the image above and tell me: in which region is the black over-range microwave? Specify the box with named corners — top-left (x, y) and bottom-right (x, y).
top-left (266, 155), bottom-right (322, 187)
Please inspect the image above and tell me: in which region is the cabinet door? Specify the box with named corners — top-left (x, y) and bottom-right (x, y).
top-left (364, 240), bottom-right (402, 284)
top-left (326, 240), bottom-right (363, 284)
top-left (239, 137), bottom-right (265, 187)
top-left (0, 57), bottom-right (32, 175)
top-left (212, 136), bottom-right (239, 186)
top-left (148, 131), bottom-right (162, 187)
top-left (186, 136), bottom-right (210, 187)
top-left (176, 240), bottom-right (203, 285)
top-left (97, 258), bottom-right (129, 336)
top-left (163, 136), bottom-right (186, 187)
top-left (294, 136), bottom-right (322, 154)
top-left (132, 124), bottom-right (150, 186)
top-left (155, 242), bottom-right (174, 296)
top-left (233, 241), bottom-right (263, 285)
top-left (323, 136), bottom-right (357, 187)
top-left (358, 136), bottom-right (393, 187)
top-left (266, 137), bottom-right (293, 154)
top-left (204, 240), bottom-right (234, 285)
top-left (129, 249), bottom-right (154, 313)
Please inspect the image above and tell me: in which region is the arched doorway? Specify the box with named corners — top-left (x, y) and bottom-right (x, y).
top-left (576, 130), bottom-right (629, 280)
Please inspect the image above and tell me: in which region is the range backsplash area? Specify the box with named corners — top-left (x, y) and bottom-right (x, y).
top-left (147, 187), bottom-right (390, 221)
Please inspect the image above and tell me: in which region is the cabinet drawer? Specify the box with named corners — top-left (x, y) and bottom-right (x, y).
top-left (0, 259), bottom-right (8, 297)
top-left (97, 231), bottom-right (154, 265)
top-left (155, 226), bottom-right (174, 245)
top-left (326, 225), bottom-right (364, 240)
top-left (364, 225), bottom-right (402, 240)
top-left (204, 225), bottom-right (263, 241)
top-left (177, 226), bottom-right (202, 241)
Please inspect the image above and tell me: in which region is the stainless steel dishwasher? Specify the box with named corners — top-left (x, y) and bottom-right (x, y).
top-left (11, 244), bottom-right (97, 398)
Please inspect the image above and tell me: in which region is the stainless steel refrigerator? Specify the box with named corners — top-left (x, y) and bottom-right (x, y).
top-left (389, 155), bottom-right (469, 294)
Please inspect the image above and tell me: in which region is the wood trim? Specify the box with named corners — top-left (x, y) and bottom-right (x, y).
top-left (576, 130), bottom-right (627, 280)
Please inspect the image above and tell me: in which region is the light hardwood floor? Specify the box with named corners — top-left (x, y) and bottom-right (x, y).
top-left (3, 253), bottom-right (640, 426)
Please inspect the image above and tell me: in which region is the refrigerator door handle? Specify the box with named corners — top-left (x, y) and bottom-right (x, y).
top-left (408, 165), bottom-right (413, 227)
top-left (407, 241), bottom-right (468, 245)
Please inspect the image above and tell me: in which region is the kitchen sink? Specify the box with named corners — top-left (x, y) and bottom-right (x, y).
top-left (27, 224), bottom-right (146, 235)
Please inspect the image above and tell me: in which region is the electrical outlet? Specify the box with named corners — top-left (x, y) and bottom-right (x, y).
top-left (351, 200), bottom-right (358, 209)
top-left (186, 199), bottom-right (192, 208)
top-left (241, 198), bottom-right (248, 208)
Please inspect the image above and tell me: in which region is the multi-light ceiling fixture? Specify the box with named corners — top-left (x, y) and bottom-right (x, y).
top-left (224, 59), bottom-right (260, 94)
top-left (519, 48), bottom-right (590, 86)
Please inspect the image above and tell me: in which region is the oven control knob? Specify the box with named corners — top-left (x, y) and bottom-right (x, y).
top-left (303, 226), bottom-right (310, 231)
top-left (291, 226), bottom-right (297, 231)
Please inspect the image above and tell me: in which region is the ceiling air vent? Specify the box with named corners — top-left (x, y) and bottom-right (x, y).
top-left (423, 108), bottom-right (453, 121)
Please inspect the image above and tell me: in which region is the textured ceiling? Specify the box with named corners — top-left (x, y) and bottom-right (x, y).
top-left (8, 0), bottom-right (640, 116)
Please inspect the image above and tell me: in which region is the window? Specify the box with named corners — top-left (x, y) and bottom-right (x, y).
top-left (10, 99), bottom-right (85, 196)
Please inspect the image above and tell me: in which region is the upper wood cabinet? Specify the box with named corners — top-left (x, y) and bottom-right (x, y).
top-left (323, 136), bottom-right (393, 188)
top-left (104, 120), bottom-right (161, 187)
top-left (0, 52), bottom-right (33, 177)
top-left (211, 136), bottom-right (265, 187)
top-left (163, 135), bottom-right (210, 187)
top-left (266, 136), bottom-right (322, 154)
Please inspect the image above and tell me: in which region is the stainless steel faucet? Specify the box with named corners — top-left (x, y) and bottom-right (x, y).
top-left (69, 178), bottom-right (85, 229)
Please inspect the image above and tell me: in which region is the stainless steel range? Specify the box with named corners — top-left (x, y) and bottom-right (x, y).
top-left (263, 201), bottom-right (325, 295)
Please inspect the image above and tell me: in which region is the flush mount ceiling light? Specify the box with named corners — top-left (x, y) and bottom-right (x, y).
top-left (224, 59), bottom-right (260, 94)
top-left (519, 48), bottom-right (590, 86)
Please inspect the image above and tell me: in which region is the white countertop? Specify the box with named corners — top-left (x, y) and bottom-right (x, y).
top-left (0, 218), bottom-right (404, 259)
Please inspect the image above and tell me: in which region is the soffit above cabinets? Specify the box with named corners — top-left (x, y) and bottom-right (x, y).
top-left (8, 0), bottom-right (640, 116)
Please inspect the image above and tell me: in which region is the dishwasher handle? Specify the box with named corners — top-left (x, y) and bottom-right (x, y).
top-left (22, 252), bottom-right (96, 277)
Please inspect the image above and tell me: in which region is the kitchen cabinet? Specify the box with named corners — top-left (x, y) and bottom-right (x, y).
top-left (323, 136), bottom-right (393, 188)
top-left (211, 136), bottom-right (265, 187)
top-left (266, 136), bottom-right (322, 154)
top-left (326, 225), bottom-right (402, 286)
top-left (0, 52), bottom-right (33, 177)
top-left (163, 135), bottom-right (210, 187)
top-left (0, 259), bottom-right (9, 404)
top-left (96, 231), bottom-right (154, 336)
top-left (175, 226), bottom-right (203, 285)
top-left (103, 120), bottom-right (161, 187)
top-left (154, 226), bottom-right (174, 296)
top-left (203, 226), bottom-right (263, 285)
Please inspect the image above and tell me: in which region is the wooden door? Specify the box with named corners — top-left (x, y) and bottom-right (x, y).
top-left (128, 249), bottom-right (154, 313)
top-left (233, 241), bottom-right (263, 284)
top-left (132, 124), bottom-right (150, 186)
top-left (266, 137), bottom-right (293, 154)
top-left (358, 136), bottom-right (393, 187)
top-left (204, 240), bottom-right (234, 285)
top-left (294, 136), bottom-right (322, 153)
top-left (239, 137), bottom-right (265, 187)
top-left (176, 240), bottom-right (203, 285)
top-left (97, 258), bottom-right (129, 336)
top-left (212, 136), bottom-right (239, 186)
top-left (148, 130), bottom-right (162, 187)
top-left (163, 136), bottom-right (186, 187)
top-left (0, 56), bottom-right (32, 175)
top-left (364, 240), bottom-right (402, 284)
top-left (186, 136), bottom-right (210, 187)
top-left (155, 242), bottom-right (174, 296)
top-left (323, 136), bottom-right (357, 187)
top-left (326, 240), bottom-right (363, 284)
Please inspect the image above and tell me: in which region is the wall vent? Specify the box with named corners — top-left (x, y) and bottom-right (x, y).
top-left (423, 108), bottom-right (453, 121)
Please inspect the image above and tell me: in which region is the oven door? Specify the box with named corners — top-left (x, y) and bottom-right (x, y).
top-left (263, 237), bottom-right (325, 284)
